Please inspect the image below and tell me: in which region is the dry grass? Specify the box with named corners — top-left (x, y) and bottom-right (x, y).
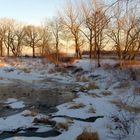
top-left (55, 122), bottom-right (69, 131)
top-left (102, 90), bottom-right (112, 96)
top-left (114, 81), bottom-right (130, 89)
top-left (77, 130), bottom-right (99, 140)
top-left (135, 87), bottom-right (140, 95)
top-left (0, 77), bottom-right (5, 80)
top-left (81, 76), bottom-right (89, 82)
top-left (90, 93), bottom-right (101, 98)
top-left (111, 100), bottom-right (140, 113)
top-left (88, 83), bottom-right (99, 90)
top-left (69, 103), bottom-right (86, 109)
top-left (22, 111), bottom-right (38, 117)
top-left (121, 81), bottom-right (130, 88)
top-left (48, 68), bottom-right (56, 74)
top-left (76, 76), bottom-right (81, 82)
top-left (102, 63), bottom-right (114, 69)
top-left (0, 63), bottom-right (7, 67)
top-left (76, 76), bottom-right (89, 82)
top-left (80, 83), bottom-right (99, 92)
top-left (88, 106), bottom-right (96, 113)
top-left (48, 67), bottom-right (67, 74)
top-left (121, 60), bottom-right (140, 69)
top-left (41, 58), bottom-right (49, 65)
top-left (43, 52), bottom-right (76, 65)
top-left (30, 111), bottom-right (38, 117)
top-left (19, 68), bottom-right (31, 73)
top-left (33, 117), bottom-right (52, 125)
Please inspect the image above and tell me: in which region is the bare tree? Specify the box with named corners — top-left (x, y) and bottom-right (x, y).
top-left (24, 25), bottom-right (42, 57)
top-left (0, 21), bottom-right (6, 56)
top-left (94, 7), bottom-right (109, 67)
top-left (49, 17), bottom-right (63, 64)
top-left (0, 18), bottom-right (16, 57)
top-left (81, 0), bottom-right (95, 59)
top-left (61, 0), bottom-right (83, 59)
top-left (81, 0), bottom-right (109, 67)
top-left (9, 23), bottom-right (25, 56)
top-left (38, 25), bottom-right (52, 57)
top-left (108, 0), bottom-right (140, 62)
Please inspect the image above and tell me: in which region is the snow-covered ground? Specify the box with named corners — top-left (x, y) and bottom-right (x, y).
top-left (0, 57), bottom-right (55, 83)
top-left (0, 57), bottom-right (139, 140)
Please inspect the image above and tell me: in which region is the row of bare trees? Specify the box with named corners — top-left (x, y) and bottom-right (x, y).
top-left (0, 0), bottom-right (140, 66)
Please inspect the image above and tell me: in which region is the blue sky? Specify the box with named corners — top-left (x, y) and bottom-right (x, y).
top-left (0, 0), bottom-right (67, 25)
top-left (0, 0), bottom-right (114, 25)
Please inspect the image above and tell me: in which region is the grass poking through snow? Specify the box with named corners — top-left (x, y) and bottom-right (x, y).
top-left (55, 122), bottom-right (69, 131)
top-left (88, 106), bottom-right (96, 114)
top-left (77, 129), bottom-right (99, 140)
top-left (111, 100), bottom-right (140, 113)
top-left (69, 103), bottom-right (86, 109)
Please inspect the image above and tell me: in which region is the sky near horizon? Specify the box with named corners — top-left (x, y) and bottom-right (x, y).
top-left (0, 0), bottom-right (67, 25)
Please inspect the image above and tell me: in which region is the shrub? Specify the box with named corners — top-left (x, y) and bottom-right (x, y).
top-left (77, 130), bottom-right (99, 140)
top-left (56, 122), bottom-right (69, 131)
top-left (111, 100), bottom-right (140, 113)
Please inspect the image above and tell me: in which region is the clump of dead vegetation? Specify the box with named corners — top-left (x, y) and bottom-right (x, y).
top-left (88, 83), bottom-right (99, 90)
top-left (77, 129), bottom-right (99, 140)
top-left (55, 122), bottom-right (69, 131)
top-left (76, 75), bottom-right (89, 82)
top-left (0, 62), bottom-right (7, 67)
top-left (55, 119), bottom-right (74, 131)
top-left (135, 87), bottom-right (140, 95)
top-left (80, 83), bottom-right (99, 92)
top-left (18, 68), bottom-right (31, 73)
top-left (69, 103), bottom-right (86, 109)
top-left (120, 60), bottom-right (140, 69)
top-left (101, 90), bottom-right (112, 96)
top-left (33, 117), bottom-right (56, 126)
top-left (88, 92), bottom-right (101, 98)
top-left (48, 68), bottom-right (56, 74)
top-left (88, 106), bottom-right (96, 114)
top-left (114, 81), bottom-right (130, 89)
top-left (111, 100), bottom-right (140, 113)
top-left (22, 110), bottom-right (38, 117)
top-left (108, 109), bottom-right (139, 140)
top-left (0, 77), bottom-right (5, 80)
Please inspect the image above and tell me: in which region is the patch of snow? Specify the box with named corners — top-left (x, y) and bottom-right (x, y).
top-left (0, 113), bottom-right (33, 134)
top-left (5, 98), bottom-right (17, 104)
top-left (5, 98), bottom-right (25, 109)
top-left (9, 101), bottom-right (25, 109)
top-left (36, 126), bottom-right (52, 133)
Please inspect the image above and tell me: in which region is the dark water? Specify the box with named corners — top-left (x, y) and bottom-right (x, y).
top-left (0, 78), bottom-right (79, 116)
top-left (0, 115), bottom-right (104, 139)
top-left (0, 129), bottom-right (61, 140)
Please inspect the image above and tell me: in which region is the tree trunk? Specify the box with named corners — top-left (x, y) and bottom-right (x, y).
top-left (97, 48), bottom-right (101, 67)
top-left (75, 39), bottom-right (82, 59)
top-left (32, 45), bottom-right (35, 58)
top-left (56, 41), bottom-right (59, 65)
top-left (0, 38), bottom-right (3, 57)
top-left (89, 31), bottom-right (93, 59)
top-left (7, 46), bottom-right (10, 57)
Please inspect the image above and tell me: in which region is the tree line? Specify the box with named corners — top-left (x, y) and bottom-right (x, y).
top-left (0, 0), bottom-right (140, 66)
